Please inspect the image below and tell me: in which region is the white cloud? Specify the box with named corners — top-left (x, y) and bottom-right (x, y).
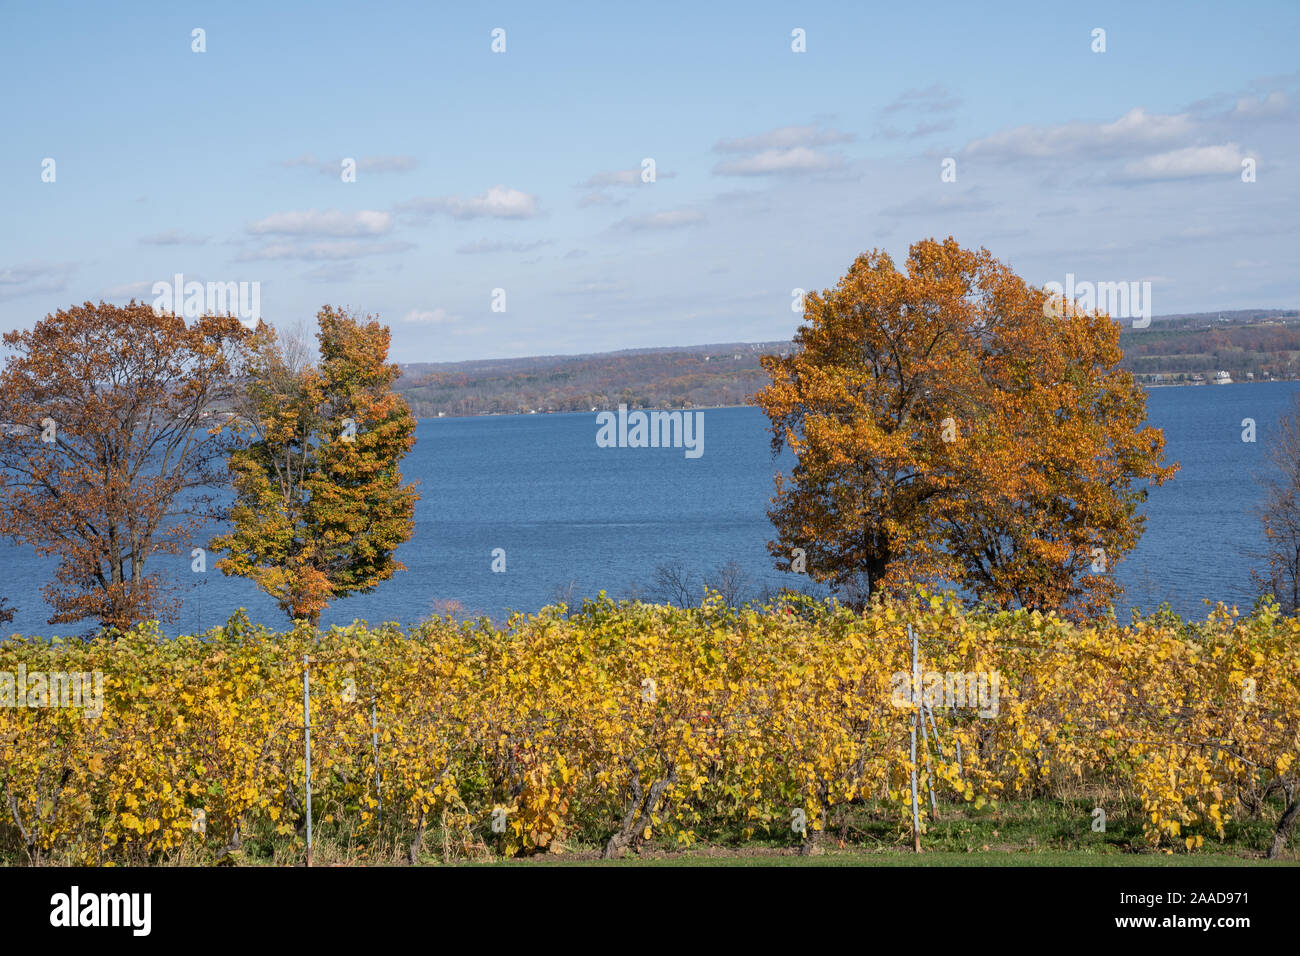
top-left (1119, 144), bottom-right (1246, 181)
top-left (0, 261), bottom-right (77, 301)
top-left (965, 107), bottom-right (1195, 161)
top-left (876, 119), bottom-right (955, 141)
top-left (1233, 91), bottom-right (1289, 117)
top-left (712, 124), bottom-right (852, 177)
top-left (882, 85), bottom-right (962, 114)
top-left (401, 307), bottom-right (458, 324)
top-left (397, 186), bottom-right (541, 220)
top-left (580, 169), bottom-right (640, 187)
top-left (247, 209), bottom-right (393, 237)
top-left (714, 146), bottom-right (843, 176)
top-left (456, 238), bottom-right (553, 254)
top-left (714, 124), bottom-right (853, 152)
top-left (237, 239), bottom-right (415, 261)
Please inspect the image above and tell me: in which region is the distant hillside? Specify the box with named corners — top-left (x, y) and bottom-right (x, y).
top-left (1119, 310), bottom-right (1300, 384)
top-left (395, 341), bottom-right (790, 417)
top-left (395, 310), bottom-right (1300, 417)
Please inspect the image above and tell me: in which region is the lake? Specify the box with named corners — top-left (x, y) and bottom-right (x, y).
top-left (2, 382), bottom-right (1298, 636)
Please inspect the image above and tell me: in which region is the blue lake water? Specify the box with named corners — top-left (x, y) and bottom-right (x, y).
top-left (2, 382), bottom-right (1298, 636)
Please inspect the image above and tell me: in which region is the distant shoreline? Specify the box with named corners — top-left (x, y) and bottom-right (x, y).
top-left (418, 402), bottom-right (757, 422)
top-left (412, 382), bottom-right (1300, 422)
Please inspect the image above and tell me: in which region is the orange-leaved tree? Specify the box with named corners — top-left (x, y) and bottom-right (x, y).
top-left (211, 306), bottom-right (418, 624)
top-left (756, 237), bottom-right (1175, 615)
top-left (946, 267), bottom-right (1177, 614)
top-left (0, 301), bottom-right (253, 629)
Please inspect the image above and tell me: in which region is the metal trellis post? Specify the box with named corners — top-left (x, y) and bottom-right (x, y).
top-left (372, 696), bottom-right (382, 829)
top-left (303, 654), bottom-right (313, 867)
top-left (909, 623), bottom-right (921, 852)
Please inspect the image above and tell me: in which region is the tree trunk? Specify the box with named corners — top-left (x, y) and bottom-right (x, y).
top-left (1269, 784), bottom-right (1298, 860)
top-left (409, 810), bottom-right (426, 865)
top-left (799, 825), bottom-right (825, 856)
top-left (602, 767), bottom-right (677, 859)
top-left (215, 821), bottom-right (243, 863)
top-left (6, 789), bottom-right (37, 864)
top-left (864, 548), bottom-right (890, 602)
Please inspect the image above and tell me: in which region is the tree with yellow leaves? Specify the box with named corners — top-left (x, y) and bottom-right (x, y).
top-left (757, 237), bottom-right (1175, 614)
top-left (211, 307), bottom-right (418, 624)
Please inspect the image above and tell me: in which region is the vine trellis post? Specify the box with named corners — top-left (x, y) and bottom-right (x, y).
top-left (909, 624), bottom-right (921, 852)
top-left (371, 696), bottom-right (382, 828)
top-left (303, 654), bottom-right (313, 867)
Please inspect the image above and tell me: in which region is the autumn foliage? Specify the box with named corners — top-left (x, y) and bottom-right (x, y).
top-left (1, 595), bottom-right (1296, 864)
top-left (0, 302), bottom-right (251, 629)
top-left (211, 307), bottom-right (418, 624)
top-left (757, 238), bottom-right (1176, 615)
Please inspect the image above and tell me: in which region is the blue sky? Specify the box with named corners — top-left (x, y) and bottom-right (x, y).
top-left (1, 0), bottom-right (1297, 362)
